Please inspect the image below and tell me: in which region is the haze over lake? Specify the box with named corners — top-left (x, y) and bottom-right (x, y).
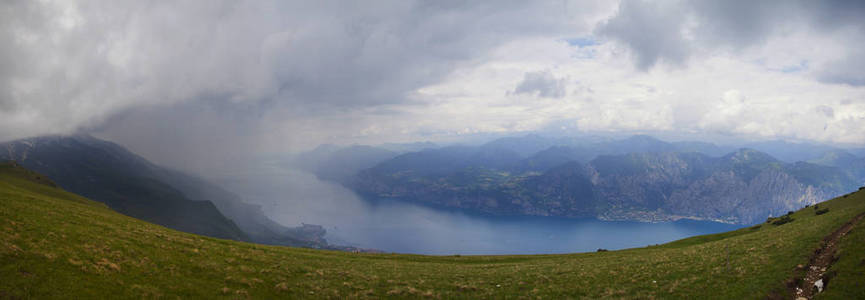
top-left (213, 161), bottom-right (740, 255)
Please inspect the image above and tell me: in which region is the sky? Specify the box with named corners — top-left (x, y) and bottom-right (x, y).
top-left (2, 0), bottom-right (865, 171)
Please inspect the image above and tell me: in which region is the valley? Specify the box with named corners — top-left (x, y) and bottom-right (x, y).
top-left (2, 161), bottom-right (864, 298)
top-left (4, 1), bottom-right (865, 298)
top-left (298, 135), bottom-right (864, 225)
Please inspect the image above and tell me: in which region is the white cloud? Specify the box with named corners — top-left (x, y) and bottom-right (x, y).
top-left (402, 35), bottom-right (865, 146)
top-left (1, 0), bottom-right (864, 168)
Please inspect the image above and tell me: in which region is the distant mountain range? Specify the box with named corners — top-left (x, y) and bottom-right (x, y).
top-left (297, 134), bottom-right (865, 225)
top-left (0, 135), bottom-right (335, 248)
top-left (3, 133), bottom-right (860, 243)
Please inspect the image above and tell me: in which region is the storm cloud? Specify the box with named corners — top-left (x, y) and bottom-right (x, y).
top-left (0, 1), bottom-right (598, 137)
top-left (0, 0), bottom-right (864, 171)
top-left (598, 0), bottom-right (865, 78)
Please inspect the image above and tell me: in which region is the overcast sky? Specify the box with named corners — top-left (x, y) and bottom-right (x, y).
top-left (2, 0), bottom-right (864, 171)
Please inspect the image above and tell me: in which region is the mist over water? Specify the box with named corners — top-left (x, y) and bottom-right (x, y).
top-left (211, 160), bottom-right (741, 255)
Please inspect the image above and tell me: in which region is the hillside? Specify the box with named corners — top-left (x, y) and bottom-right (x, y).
top-left (2, 162), bottom-right (865, 298)
top-left (0, 135), bottom-right (331, 248)
top-left (0, 135), bottom-right (248, 241)
top-left (354, 149), bottom-right (858, 224)
top-left (295, 135), bottom-right (864, 225)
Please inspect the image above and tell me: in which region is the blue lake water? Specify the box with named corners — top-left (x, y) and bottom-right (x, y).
top-left (213, 164), bottom-right (742, 255)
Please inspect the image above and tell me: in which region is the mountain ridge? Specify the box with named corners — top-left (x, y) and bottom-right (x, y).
top-left (3, 161), bottom-right (865, 298)
top-left (349, 142), bottom-right (860, 224)
top-left (0, 135), bottom-right (331, 248)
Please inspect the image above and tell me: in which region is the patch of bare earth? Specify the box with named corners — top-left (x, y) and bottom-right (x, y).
top-left (791, 212), bottom-right (865, 299)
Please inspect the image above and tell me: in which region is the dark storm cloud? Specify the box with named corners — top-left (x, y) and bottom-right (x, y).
top-left (687, 1), bottom-right (789, 47)
top-left (260, 1), bottom-right (573, 107)
top-left (598, 0), bottom-right (865, 76)
top-left (90, 100), bottom-right (269, 173)
top-left (818, 55), bottom-right (865, 87)
top-left (0, 0), bottom-right (605, 170)
top-left (804, 0), bottom-right (865, 30)
top-left (2, 0), bottom-right (864, 163)
top-left (595, 0), bottom-right (690, 70)
top-left (0, 0), bottom-right (596, 143)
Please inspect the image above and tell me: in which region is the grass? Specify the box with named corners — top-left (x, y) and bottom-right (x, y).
top-left (817, 204), bottom-right (865, 299)
top-left (2, 162), bottom-right (865, 298)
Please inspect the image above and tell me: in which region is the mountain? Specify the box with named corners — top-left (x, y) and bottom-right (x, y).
top-left (477, 134), bottom-right (577, 157)
top-left (601, 134), bottom-right (677, 154)
top-left (152, 169), bottom-right (328, 247)
top-left (671, 140), bottom-right (735, 157)
top-left (296, 135), bottom-right (579, 181)
top-left (353, 148), bottom-right (858, 224)
top-left (517, 161), bottom-right (597, 216)
top-left (593, 149), bottom-right (856, 224)
top-left (287, 134), bottom-right (863, 224)
top-left (3, 160), bottom-right (865, 298)
top-left (0, 135), bottom-right (327, 247)
top-left (744, 140), bottom-right (839, 162)
top-left (377, 141), bottom-right (438, 153)
top-left (326, 135), bottom-right (749, 178)
top-left (513, 146), bottom-right (595, 172)
top-left (0, 135), bottom-right (247, 240)
top-left (850, 148), bottom-right (865, 157)
top-left (809, 150), bottom-right (865, 184)
top-left (363, 145), bottom-right (522, 177)
top-left (351, 135), bottom-right (588, 178)
top-left (811, 150), bottom-right (862, 167)
top-left (308, 135), bottom-right (731, 179)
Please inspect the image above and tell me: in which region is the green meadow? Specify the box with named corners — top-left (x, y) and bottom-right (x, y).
top-left (2, 162), bottom-right (863, 299)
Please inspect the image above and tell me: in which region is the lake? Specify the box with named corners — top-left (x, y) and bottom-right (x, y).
top-left (212, 162), bottom-right (742, 255)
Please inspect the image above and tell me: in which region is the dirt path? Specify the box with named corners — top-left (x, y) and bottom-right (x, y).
top-left (793, 212), bottom-right (865, 299)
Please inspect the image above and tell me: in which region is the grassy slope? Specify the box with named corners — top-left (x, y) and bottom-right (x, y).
top-left (817, 194), bottom-right (865, 300)
top-left (2, 162), bottom-right (865, 299)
